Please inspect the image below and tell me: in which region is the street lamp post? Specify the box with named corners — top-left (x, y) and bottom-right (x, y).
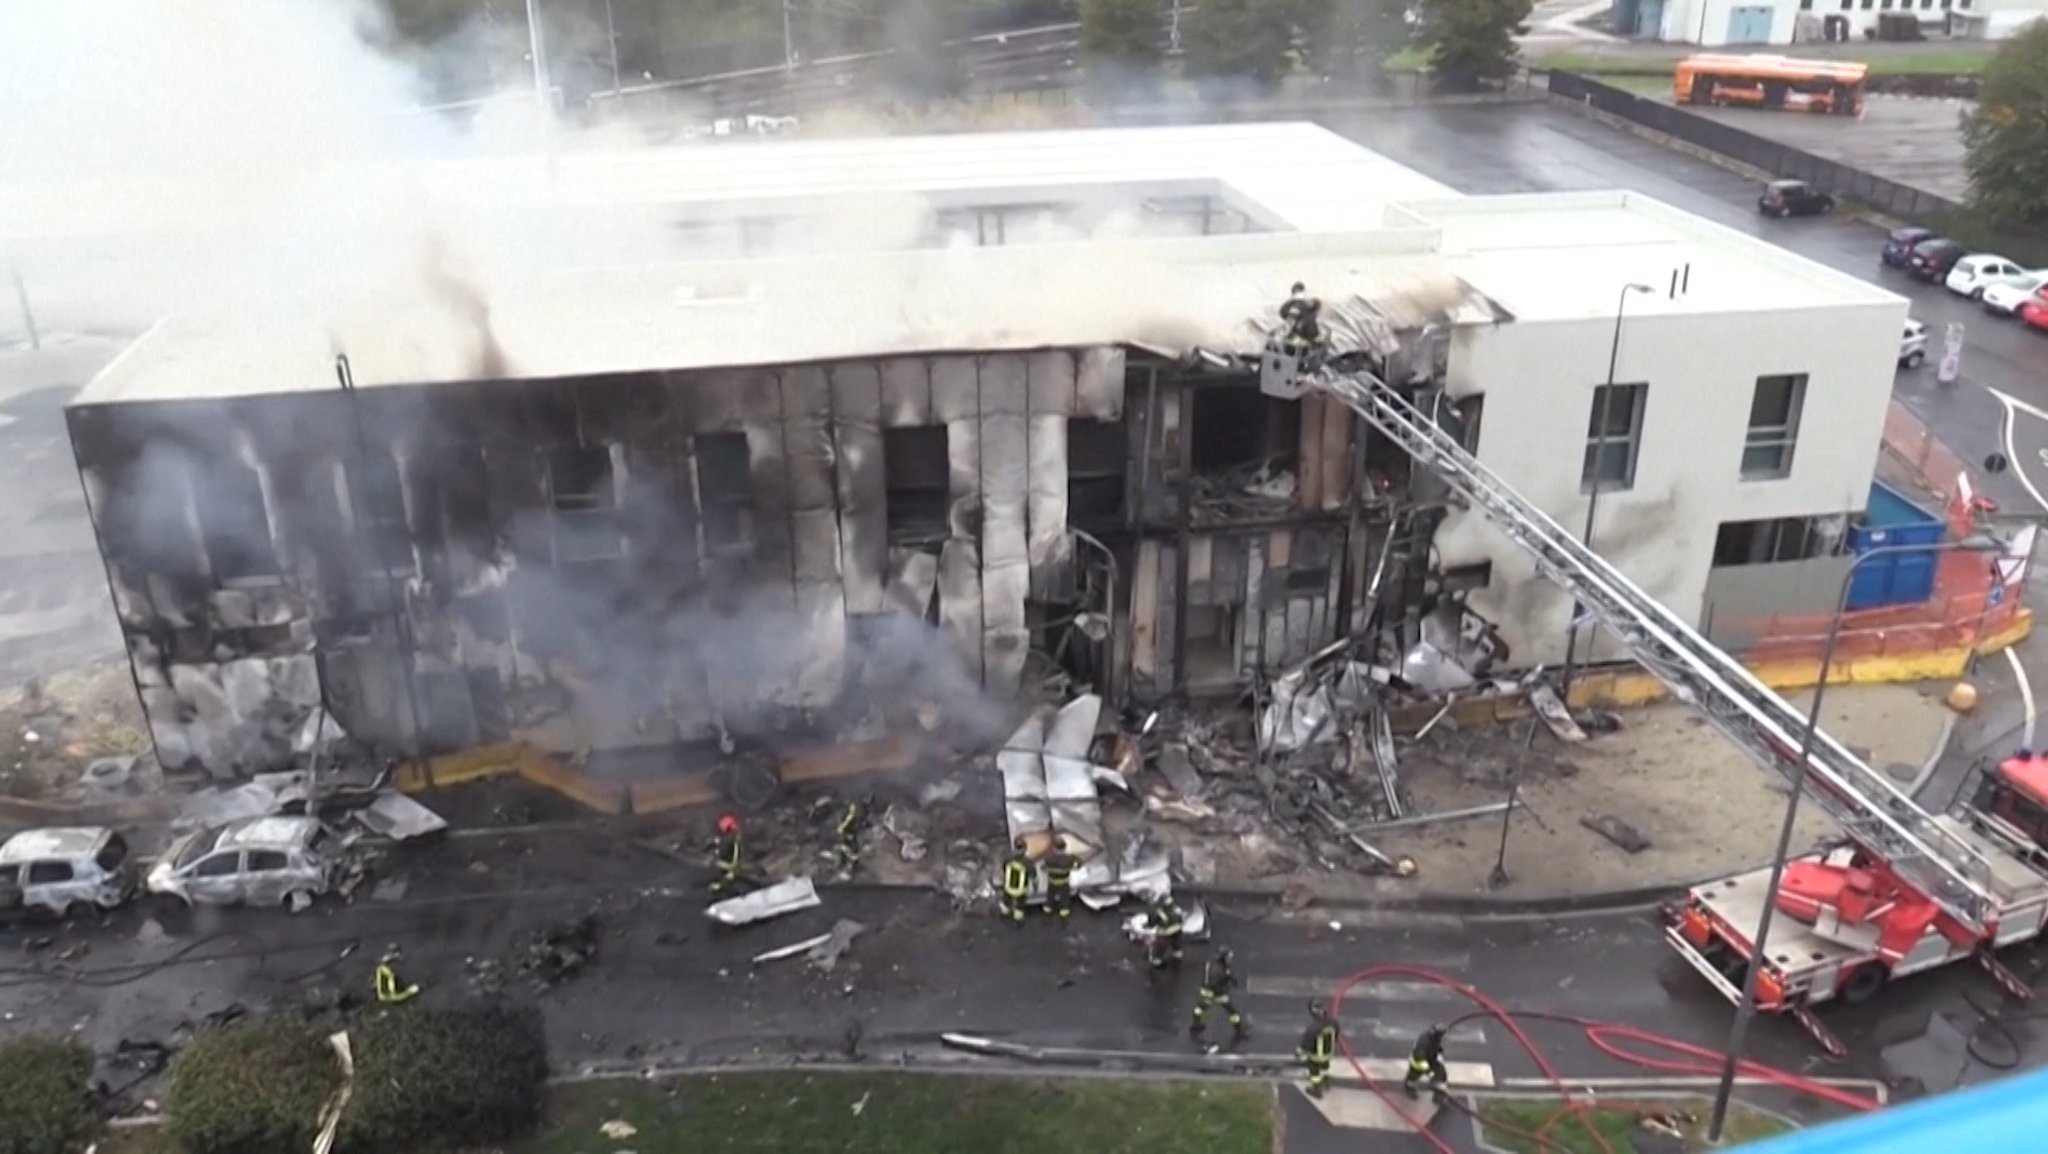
top-left (1703, 537), bottom-right (2001, 1144)
top-left (603, 0), bottom-right (622, 96)
top-left (1559, 283), bottom-right (1654, 700)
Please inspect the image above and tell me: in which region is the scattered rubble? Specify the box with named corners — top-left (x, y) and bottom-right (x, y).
top-left (706, 876), bottom-right (822, 927)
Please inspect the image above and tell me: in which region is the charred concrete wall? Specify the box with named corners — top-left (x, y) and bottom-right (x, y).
top-left (66, 350), bottom-right (1124, 779)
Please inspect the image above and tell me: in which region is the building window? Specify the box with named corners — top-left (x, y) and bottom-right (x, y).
top-left (1800, 0), bottom-right (1813, 9)
top-left (1861, 0), bottom-right (1873, 10)
top-left (345, 452), bottom-right (412, 572)
top-left (544, 446), bottom-right (625, 563)
top-left (1742, 373), bottom-right (1806, 480)
top-left (692, 433), bottom-right (752, 551)
top-left (883, 426), bottom-right (952, 544)
top-left (1713, 516), bottom-right (1838, 567)
top-left (1068, 418), bottom-right (1128, 521)
top-left (1581, 383), bottom-right (1647, 493)
top-left (1840, 0), bottom-right (1852, 8)
top-left (193, 464), bottom-right (280, 582)
top-left (1191, 386), bottom-right (1301, 474)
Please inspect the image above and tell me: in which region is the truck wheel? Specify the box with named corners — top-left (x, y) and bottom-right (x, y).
top-left (1905, 351), bottom-right (1924, 368)
top-left (1840, 964), bottom-right (1886, 1005)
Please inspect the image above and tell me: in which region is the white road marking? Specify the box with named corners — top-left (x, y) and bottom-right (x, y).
top-left (2007, 645), bottom-right (2037, 749)
top-left (1990, 388), bottom-right (2048, 515)
top-left (1246, 976), bottom-right (1469, 1003)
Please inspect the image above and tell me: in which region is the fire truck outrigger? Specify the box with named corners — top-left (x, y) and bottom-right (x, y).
top-left (1254, 285), bottom-right (2032, 1059)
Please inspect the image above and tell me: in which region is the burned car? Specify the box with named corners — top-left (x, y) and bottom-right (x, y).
top-left (0, 827), bottom-right (135, 918)
top-left (147, 816), bottom-right (343, 911)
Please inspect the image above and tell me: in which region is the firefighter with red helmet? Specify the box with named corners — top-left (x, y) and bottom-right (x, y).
top-left (710, 813), bottom-right (745, 894)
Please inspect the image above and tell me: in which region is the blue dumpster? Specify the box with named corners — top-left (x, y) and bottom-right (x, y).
top-left (1843, 482), bottom-right (1943, 611)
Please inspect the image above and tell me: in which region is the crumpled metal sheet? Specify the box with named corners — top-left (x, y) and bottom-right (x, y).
top-left (353, 792), bottom-right (449, 841)
top-left (1042, 695), bottom-right (1103, 858)
top-left (704, 876), bottom-right (821, 926)
top-left (1258, 669), bottom-right (1335, 754)
top-left (997, 714), bottom-right (1052, 846)
top-left (1400, 641), bottom-right (1476, 695)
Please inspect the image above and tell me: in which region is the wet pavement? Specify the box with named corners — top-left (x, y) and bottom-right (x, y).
top-left (0, 829), bottom-right (2034, 1129)
top-left (1679, 94), bottom-right (1973, 201)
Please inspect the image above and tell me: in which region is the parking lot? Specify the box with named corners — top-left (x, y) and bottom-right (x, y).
top-left (1673, 93), bottom-right (1973, 201)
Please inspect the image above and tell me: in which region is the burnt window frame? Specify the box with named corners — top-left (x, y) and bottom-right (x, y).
top-left (882, 425), bottom-right (953, 545)
top-left (343, 451), bottom-right (414, 575)
top-left (692, 432), bottom-right (753, 552)
top-left (191, 462), bottom-right (281, 584)
top-left (542, 445), bottom-right (627, 564)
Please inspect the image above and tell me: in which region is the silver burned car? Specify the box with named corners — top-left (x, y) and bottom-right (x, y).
top-left (148, 816), bottom-right (342, 911)
top-left (0, 827), bottom-right (135, 918)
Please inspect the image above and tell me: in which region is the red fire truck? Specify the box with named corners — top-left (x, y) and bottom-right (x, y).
top-left (1666, 751), bottom-right (2048, 1053)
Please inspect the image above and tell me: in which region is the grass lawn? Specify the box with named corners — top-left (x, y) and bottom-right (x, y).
top-left (519, 1072), bottom-right (1275, 1154)
top-left (1478, 1096), bottom-right (1796, 1153)
top-left (1527, 45), bottom-right (1993, 76)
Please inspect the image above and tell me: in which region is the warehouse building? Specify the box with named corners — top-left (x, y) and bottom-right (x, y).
top-left (65, 123), bottom-right (1906, 778)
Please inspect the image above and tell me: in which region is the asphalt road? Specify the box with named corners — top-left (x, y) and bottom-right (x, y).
top-left (1317, 102), bottom-right (2048, 519)
top-left (0, 840), bottom-right (2005, 1139)
top-left (1684, 95), bottom-right (1973, 202)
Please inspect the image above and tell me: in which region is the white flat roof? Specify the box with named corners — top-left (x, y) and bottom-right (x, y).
top-left (67, 123), bottom-right (1904, 406)
top-left (1407, 190), bottom-right (1903, 321)
top-left (77, 230), bottom-right (1485, 404)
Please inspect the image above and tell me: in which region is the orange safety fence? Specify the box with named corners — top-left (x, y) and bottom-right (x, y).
top-left (1883, 401), bottom-right (1986, 536)
top-left (1737, 547), bottom-right (2028, 667)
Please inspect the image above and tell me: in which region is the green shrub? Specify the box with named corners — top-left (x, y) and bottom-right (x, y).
top-left (165, 1017), bottom-right (336, 1154)
top-left (0, 1037), bottom-right (95, 1154)
top-left (338, 1005), bottom-right (549, 1152)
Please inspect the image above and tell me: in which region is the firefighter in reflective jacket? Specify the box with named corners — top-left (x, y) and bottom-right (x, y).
top-left (1143, 898), bottom-right (1185, 968)
top-left (709, 814), bottom-right (744, 894)
top-left (834, 796), bottom-right (870, 877)
top-left (375, 945), bottom-right (419, 1005)
top-left (1404, 1023), bottom-right (1450, 1098)
top-left (1042, 842), bottom-right (1078, 920)
top-left (1298, 1001), bottom-right (1339, 1098)
top-left (999, 839), bottom-right (1033, 923)
top-left (1190, 946), bottom-right (1247, 1042)
top-left (1279, 283), bottom-right (1328, 363)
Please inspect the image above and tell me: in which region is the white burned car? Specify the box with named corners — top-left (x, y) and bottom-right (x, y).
top-left (0, 827), bottom-right (135, 918)
top-left (148, 816), bottom-right (342, 911)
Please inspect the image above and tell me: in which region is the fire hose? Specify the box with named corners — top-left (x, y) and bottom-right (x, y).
top-left (1324, 964), bottom-right (1883, 1154)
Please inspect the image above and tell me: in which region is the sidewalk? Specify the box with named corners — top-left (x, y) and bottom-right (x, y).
top-left (1152, 682), bottom-right (1955, 903)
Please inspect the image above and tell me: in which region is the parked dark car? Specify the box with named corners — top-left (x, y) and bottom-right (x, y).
top-left (1758, 179), bottom-right (1834, 218)
top-left (1907, 237), bottom-right (1968, 282)
top-left (1882, 226), bottom-right (1934, 268)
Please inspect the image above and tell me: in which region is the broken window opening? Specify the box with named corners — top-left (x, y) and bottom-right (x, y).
top-left (1581, 382), bottom-right (1648, 494)
top-left (1190, 386), bottom-right (1299, 475)
top-left (1440, 561), bottom-right (1494, 592)
top-left (693, 432), bottom-right (752, 551)
top-left (1455, 395), bottom-right (1484, 455)
top-left (1712, 516), bottom-right (1839, 567)
top-left (1067, 418), bottom-right (1128, 522)
top-left (1742, 373), bottom-right (1806, 480)
top-left (884, 426), bottom-right (952, 545)
top-left (544, 446), bottom-right (626, 563)
top-left (346, 452), bottom-right (413, 574)
top-left (192, 463), bottom-right (280, 584)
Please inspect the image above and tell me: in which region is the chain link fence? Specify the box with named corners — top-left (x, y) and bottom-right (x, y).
top-left (1545, 70), bottom-right (2048, 265)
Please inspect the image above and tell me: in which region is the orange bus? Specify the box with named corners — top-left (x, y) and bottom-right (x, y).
top-left (1673, 54), bottom-right (1866, 116)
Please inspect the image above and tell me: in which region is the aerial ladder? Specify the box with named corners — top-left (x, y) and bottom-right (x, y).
top-left (1257, 337), bottom-right (2008, 943)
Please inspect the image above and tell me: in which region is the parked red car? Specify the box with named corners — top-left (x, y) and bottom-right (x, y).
top-left (2021, 290), bottom-right (2048, 332)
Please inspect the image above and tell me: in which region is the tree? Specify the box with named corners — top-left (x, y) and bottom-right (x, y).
top-left (1963, 20), bottom-right (2048, 229)
top-left (1182, 0), bottom-right (1296, 91)
top-left (882, 0), bottom-right (968, 105)
top-left (1416, 0), bottom-right (1530, 92)
top-left (1296, 0), bottom-right (1413, 88)
top-left (1078, 0), bottom-right (1161, 101)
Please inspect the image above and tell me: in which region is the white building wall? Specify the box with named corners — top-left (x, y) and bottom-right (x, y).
top-left (1432, 299), bottom-right (1904, 667)
top-left (1659, 0), bottom-right (1802, 43)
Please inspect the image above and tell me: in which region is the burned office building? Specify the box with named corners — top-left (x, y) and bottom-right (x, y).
top-left (68, 125), bottom-right (1908, 779)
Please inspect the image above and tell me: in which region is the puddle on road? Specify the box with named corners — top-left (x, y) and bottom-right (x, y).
top-left (1879, 1006), bottom-right (2030, 1095)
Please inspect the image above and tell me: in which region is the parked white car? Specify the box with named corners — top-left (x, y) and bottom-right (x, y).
top-left (147, 816), bottom-right (342, 910)
top-left (1945, 254), bottom-right (2034, 298)
top-left (0, 827), bottom-right (134, 918)
top-left (1981, 271), bottom-right (2048, 316)
top-left (1900, 318), bottom-right (1928, 368)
